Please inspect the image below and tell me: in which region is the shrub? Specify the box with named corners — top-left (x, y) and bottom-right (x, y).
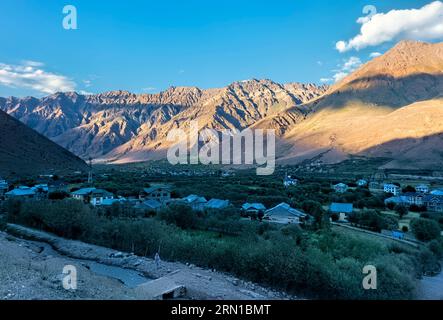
top-left (410, 218), bottom-right (441, 242)
top-left (48, 191), bottom-right (69, 200)
top-left (394, 205), bottom-right (408, 218)
top-left (428, 239), bottom-right (443, 259)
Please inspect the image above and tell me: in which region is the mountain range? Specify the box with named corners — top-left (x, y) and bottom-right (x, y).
top-left (1, 40), bottom-right (443, 170)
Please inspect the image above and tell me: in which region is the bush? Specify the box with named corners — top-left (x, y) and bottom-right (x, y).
top-left (410, 218), bottom-right (441, 242)
top-left (157, 204), bottom-right (199, 230)
top-left (428, 239), bottom-right (443, 259)
top-left (0, 215), bottom-right (7, 231)
top-left (349, 210), bottom-right (398, 232)
top-left (394, 205), bottom-right (408, 218)
top-left (48, 191), bottom-right (69, 200)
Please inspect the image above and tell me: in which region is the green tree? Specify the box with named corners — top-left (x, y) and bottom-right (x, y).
top-left (402, 185), bottom-right (416, 193)
top-left (410, 218), bottom-right (441, 242)
top-left (394, 205), bottom-right (408, 218)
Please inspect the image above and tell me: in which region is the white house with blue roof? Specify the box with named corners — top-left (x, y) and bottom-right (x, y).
top-left (264, 203), bottom-right (307, 224)
top-left (71, 187), bottom-right (114, 206)
top-left (183, 195), bottom-right (208, 211)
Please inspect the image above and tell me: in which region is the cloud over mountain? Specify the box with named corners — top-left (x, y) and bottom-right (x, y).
top-left (0, 61), bottom-right (76, 95)
top-left (336, 1), bottom-right (443, 52)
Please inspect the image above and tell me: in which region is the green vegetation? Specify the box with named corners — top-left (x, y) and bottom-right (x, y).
top-left (2, 198), bottom-right (440, 300)
top-left (410, 218), bottom-right (442, 242)
top-left (348, 210), bottom-right (399, 233)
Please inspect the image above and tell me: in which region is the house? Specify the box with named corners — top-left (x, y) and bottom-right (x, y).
top-left (333, 183), bottom-right (348, 193)
top-left (71, 188), bottom-right (97, 202)
top-left (283, 175), bottom-right (298, 187)
top-left (404, 193), bottom-right (425, 207)
top-left (329, 203), bottom-right (353, 222)
top-left (89, 189), bottom-right (114, 206)
top-left (369, 181), bottom-right (384, 193)
top-left (242, 203), bottom-right (266, 215)
top-left (416, 184), bottom-right (430, 194)
top-left (385, 193), bottom-right (425, 208)
top-left (183, 195), bottom-right (207, 211)
top-left (139, 185), bottom-right (171, 204)
top-left (423, 195), bottom-right (443, 213)
top-left (71, 188), bottom-right (114, 206)
top-left (263, 203), bottom-right (307, 224)
top-left (384, 184), bottom-right (401, 196)
top-left (357, 179), bottom-right (368, 187)
top-left (100, 198), bottom-right (126, 207)
top-left (5, 186), bottom-right (36, 200)
top-left (384, 196), bottom-right (408, 206)
top-left (135, 199), bottom-right (163, 211)
top-left (205, 199), bottom-right (230, 210)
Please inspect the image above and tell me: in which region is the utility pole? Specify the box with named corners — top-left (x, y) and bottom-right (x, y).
top-left (87, 157), bottom-right (93, 185)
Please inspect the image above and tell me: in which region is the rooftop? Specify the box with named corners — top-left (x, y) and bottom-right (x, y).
top-left (206, 199), bottom-right (230, 209)
top-left (242, 203), bottom-right (266, 211)
top-left (265, 203), bottom-right (307, 217)
top-left (71, 187), bottom-right (97, 196)
top-left (330, 203), bottom-right (354, 213)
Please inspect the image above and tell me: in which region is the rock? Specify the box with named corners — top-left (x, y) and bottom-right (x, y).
top-left (111, 252), bottom-right (124, 258)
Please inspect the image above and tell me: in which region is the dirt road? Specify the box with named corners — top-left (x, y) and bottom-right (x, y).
top-left (0, 225), bottom-right (293, 300)
top-left (417, 262), bottom-right (443, 300)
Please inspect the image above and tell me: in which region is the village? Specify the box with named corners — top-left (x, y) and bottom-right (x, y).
top-left (1, 163), bottom-right (443, 244)
top-left (1, 160), bottom-right (443, 300)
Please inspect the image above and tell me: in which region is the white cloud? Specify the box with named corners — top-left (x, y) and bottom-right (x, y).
top-left (341, 56), bottom-right (362, 72)
top-left (142, 87), bottom-right (157, 92)
top-left (320, 78), bottom-right (333, 83)
top-left (369, 52), bottom-right (382, 58)
top-left (82, 79), bottom-right (92, 88)
top-left (0, 61), bottom-right (76, 95)
top-left (321, 57), bottom-right (363, 83)
top-left (79, 90), bottom-right (93, 95)
top-left (336, 1), bottom-right (443, 52)
top-left (333, 72), bottom-right (349, 83)
top-left (22, 60), bottom-right (45, 67)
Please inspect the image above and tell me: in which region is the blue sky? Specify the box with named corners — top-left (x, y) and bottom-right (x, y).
top-left (0, 0), bottom-right (439, 97)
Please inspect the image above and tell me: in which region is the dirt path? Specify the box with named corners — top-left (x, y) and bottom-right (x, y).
top-left (0, 231), bottom-right (139, 300)
top-left (417, 262), bottom-right (443, 300)
top-left (1, 224), bottom-right (294, 300)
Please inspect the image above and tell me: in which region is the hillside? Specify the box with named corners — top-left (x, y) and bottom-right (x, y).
top-left (0, 109), bottom-right (88, 177)
top-left (261, 40), bottom-right (443, 169)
